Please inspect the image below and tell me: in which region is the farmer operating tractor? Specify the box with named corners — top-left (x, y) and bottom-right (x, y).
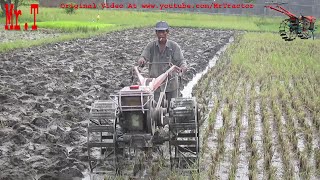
top-left (138, 20), bottom-right (188, 105)
top-left (86, 21), bottom-right (200, 176)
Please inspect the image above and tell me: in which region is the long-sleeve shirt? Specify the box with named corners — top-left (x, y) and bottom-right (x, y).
top-left (141, 39), bottom-right (186, 92)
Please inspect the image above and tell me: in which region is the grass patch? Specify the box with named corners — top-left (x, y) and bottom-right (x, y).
top-left (34, 21), bottom-right (116, 32)
top-left (229, 32), bottom-right (320, 81)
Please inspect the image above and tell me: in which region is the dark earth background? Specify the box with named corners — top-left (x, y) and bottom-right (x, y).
top-left (0, 27), bottom-right (234, 179)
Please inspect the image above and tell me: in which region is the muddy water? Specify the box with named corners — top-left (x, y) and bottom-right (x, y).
top-left (0, 27), bottom-right (234, 179)
top-left (181, 36), bottom-right (234, 98)
top-left (196, 37), bottom-right (234, 179)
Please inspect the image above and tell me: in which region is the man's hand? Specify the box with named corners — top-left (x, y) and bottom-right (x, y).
top-left (180, 65), bottom-right (187, 74)
top-left (138, 57), bottom-right (146, 67)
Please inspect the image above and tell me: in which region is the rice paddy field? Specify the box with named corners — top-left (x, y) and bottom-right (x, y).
top-left (195, 32), bottom-right (320, 179)
top-left (0, 2), bottom-right (319, 180)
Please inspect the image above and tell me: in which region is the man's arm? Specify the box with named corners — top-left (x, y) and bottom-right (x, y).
top-left (138, 42), bottom-right (153, 66)
top-left (173, 43), bottom-right (187, 73)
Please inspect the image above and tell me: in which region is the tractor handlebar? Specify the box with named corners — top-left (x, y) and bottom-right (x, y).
top-left (132, 63), bottom-right (182, 91)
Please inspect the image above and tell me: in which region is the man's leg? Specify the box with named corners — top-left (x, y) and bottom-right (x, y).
top-left (166, 89), bottom-right (178, 109)
top-left (154, 89), bottom-right (160, 103)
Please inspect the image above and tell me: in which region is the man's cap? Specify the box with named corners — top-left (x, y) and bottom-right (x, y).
top-left (155, 21), bottom-right (169, 30)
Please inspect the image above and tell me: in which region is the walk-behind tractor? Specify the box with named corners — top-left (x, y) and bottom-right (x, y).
top-left (86, 64), bottom-right (200, 177)
top-left (265, 2), bottom-right (317, 41)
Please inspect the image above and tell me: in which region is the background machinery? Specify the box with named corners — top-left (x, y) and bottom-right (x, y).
top-left (265, 2), bottom-right (317, 41)
top-left (86, 64), bottom-right (200, 177)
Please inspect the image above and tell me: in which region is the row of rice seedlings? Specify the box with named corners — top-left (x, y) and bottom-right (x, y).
top-left (208, 72), bottom-right (235, 179)
top-left (219, 74), bottom-right (244, 179)
top-left (293, 76), bottom-right (319, 146)
top-left (228, 126), bottom-right (241, 180)
top-left (309, 75), bottom-right (320, 117)
top-left (202, 62), bottom-right (229, 177)
top-left (228, 93), bottom-right (243, 180)
top-left (310, 74), bottom-right (320, 97)
top-left (294, 76), bottom-right (316, 109)
top-left (253, 83), bottom-right (266, 180)
top-left (217, 100), bottom-right (233, 173)
top-left (305, 73), bottom-right (318, 92)
top-left (298, 150), bottom-right (311, 180)
top-left (280, 101), bottom-right (299, 154)
top-left (276, 81), bottom-right (300, 156)
top-left (315, 148), bottom-right (320, 176)
top-left (296, 76), bottom-right (317, 113)
top-left (246, 83), bottom-right (259, 180)
top-left (196, 66), bottom-right (228, 174)
top-left (0, 119), bottom-right (5, 128)
top-left (314, 111), bottom-right (320, 135)
top-left (208, 105), bottom-right (230, 178)
top-left (261, 84), bottom-right (285, 179)
top-left (279, 80), bottom-right (315, 179)
top-left (292, 95), bottom-right (312, 178)
top-left (290, 84), bottom-right (313, 156)
top-left (194, 53), bottom-right (230, 101)
top-left (191, 49), bottom-right (233, 177)
top-left (235, 83), bottom-right (250, 179)
top-left (271, 92), bottom-right (295, 179)
top-left (260, 96), bottom-right (276, 179)
top-left (201, 96), bottom-right (219, 158)
top-left (290, 79), bottom-right (315, 152)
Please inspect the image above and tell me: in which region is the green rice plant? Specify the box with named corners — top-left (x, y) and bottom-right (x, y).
top-left (299, 151), bottom-right (311, 180)
top-left (268, 166), bottom-right (277, 180)
top-left (248, 143), bottom-right (258, 180)
top-left (264, 153), bottom-right (271, 174)
top-left (229, 125), bottom-right (241, 180)
top-left (279, 91), bottom-right (301, 158)
top-left (271, 97), bottom-right (296, 179)
top-left (207, 96), bottom-right (232, 178)
top-left (289, 78), bottom-right (318, 159)
top-left (65, 2), bottom-right (76, 14)
top-left (197, 30), bottom-right (320, 180)
top-left (222, 106), bottom-right (229, 127)
top-left (246, 93), bottom-right (259, 179)
top-left (0, 119), bottom-right (5, 128)
top-left (34, 21), bottom-right (117, 32)
top-left (314, 112), bottom-right (320, 132)
top-left (201, 97), bottom-right (220, 158)
top-left (208, 156), bottom-right (216, 180)
top-left (315, 148), bottom-right (320, 176)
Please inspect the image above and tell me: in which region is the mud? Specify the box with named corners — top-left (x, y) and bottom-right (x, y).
top-left (0, 27), bottom-right (234, 179)
top-left (190, 37), bottom-right (234, 179)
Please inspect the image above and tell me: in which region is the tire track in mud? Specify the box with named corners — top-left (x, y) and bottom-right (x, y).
top-left (0, 27), bottom-right (234, 179)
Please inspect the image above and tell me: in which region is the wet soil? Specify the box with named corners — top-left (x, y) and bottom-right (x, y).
top-left (0, 27), bottom-right (234, 179)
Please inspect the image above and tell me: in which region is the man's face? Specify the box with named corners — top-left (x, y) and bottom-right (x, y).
top-left (156, 30), bottom-right (168, 43)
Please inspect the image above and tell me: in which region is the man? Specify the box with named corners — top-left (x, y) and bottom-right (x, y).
top-left (137, 21), bottom-right (187, 104)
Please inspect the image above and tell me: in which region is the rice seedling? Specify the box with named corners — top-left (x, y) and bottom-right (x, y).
top-left (192, 31), bottom-right (320, 179)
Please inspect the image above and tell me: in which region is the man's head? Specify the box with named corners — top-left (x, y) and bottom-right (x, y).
top-left (155, 21), bottom-right (169, 44)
